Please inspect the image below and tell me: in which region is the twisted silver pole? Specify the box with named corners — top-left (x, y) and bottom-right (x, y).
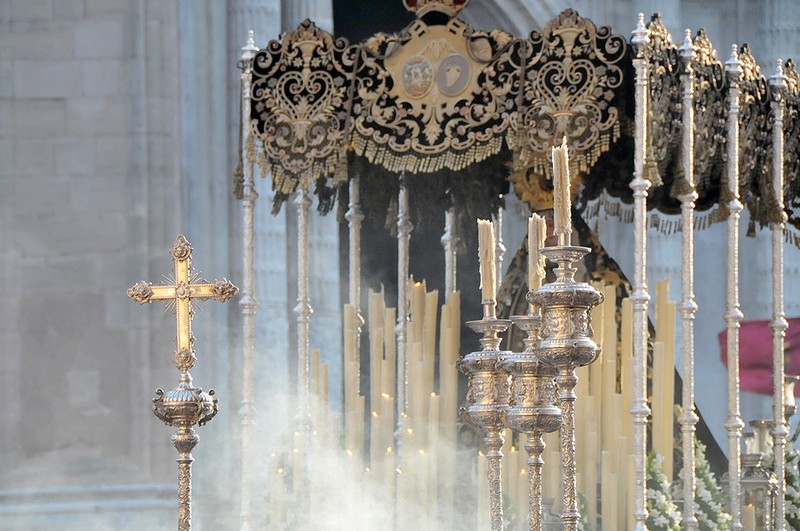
top-left (769, 60), bottom-right (788, 531)
top-left (677, 29), bottom-right (699, 531)
top-left (525, 433), bottom-right (546, 531)
top-left (346, 173), bottom-right (363, 382)
top-left (176, 427), bottom-right (199, 531)
top-left (485, 428), bottom-right (505, 531)
top-left (294, 187), bottom-right (313, 512)
top-left (396, 176), bottom-right (412, 436)
top-left (557, 370), bottom-right (579, 531)
top-left (494, 207), bottom-right (505, 293)
top-left (631, 15), bottom-right (652, 531)
top-left (442, 208), bottom-right (458, 298)
top-left (238, 30), bottom-right (259, 531)
top-left (723, 44), bottom-right (744, 531)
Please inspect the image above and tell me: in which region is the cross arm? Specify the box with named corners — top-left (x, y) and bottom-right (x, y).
top-left (128, 281), bottom-right (162, 304)
top-left (190, 279), bottom-right (239, 302)
top-left (127, 279), bottom-right (238, 304)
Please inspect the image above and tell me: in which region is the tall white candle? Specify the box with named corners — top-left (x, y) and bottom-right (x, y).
top-left (477, 219), bottom-right (496, 302)
top-left (528, 213), bottom-right (547, 295)
top-left (742, 504), bottom-right (756, 531)
top-left (551, 137), bottom-right (572, 244)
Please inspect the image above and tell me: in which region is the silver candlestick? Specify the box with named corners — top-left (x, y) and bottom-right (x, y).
top-left (529, 245), bottom-right (603, 531)
top-left (500, 311), bottom-right (562, 531)
top-left (459, 301), bottom-right (511, 531)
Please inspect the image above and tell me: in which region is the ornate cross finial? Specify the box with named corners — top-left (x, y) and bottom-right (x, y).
top-left (128, 235), bottom-right (238, 531)
top-left (128, 235), bottom-right (238, 374)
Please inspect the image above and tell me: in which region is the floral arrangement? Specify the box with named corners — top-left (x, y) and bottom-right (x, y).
top-left (647, 451), bottom-right (680, 531)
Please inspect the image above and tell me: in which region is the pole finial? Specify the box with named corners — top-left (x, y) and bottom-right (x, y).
top-left (725, 44), bottom-right (742, 77)
top-left (770, 58), bottom-right (788, 91)
top-left (631, 13), bottom-right (648, 50)
top-left (241, 30), bottom-right (258, 62)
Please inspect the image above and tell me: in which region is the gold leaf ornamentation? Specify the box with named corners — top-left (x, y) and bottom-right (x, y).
top-left (351, 17), bottom-right (517, 174)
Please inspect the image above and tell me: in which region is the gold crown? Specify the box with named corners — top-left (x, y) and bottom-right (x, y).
top-left (403, 0), bottom-right (469, 17)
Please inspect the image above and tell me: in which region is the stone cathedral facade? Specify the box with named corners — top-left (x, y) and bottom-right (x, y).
top-left (1, 0), bottom-right (798, 529)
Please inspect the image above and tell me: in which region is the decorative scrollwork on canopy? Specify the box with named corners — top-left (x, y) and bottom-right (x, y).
top-left (738, 44), bottom-right (773, 230)
top-left (250, 19), bottom-right (358, 212)
top-left (691, 29), bottom-right (727, 195)
top-left (350, 16), bottom-right (517, 174)
top-left (645, 15), bottom-right (681, 183)
top-left (509, 9), bottom-right (628, 209)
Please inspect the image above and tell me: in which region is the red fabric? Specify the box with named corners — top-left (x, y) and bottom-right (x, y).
top-left (719, 318), bottom-right (800, 395)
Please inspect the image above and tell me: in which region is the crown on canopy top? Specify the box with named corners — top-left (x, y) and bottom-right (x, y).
top-left (402, 0), bottom-right (469, 17)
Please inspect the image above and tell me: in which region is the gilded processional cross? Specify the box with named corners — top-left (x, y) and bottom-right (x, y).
top-left (127, 235), bottom-right (238, 531)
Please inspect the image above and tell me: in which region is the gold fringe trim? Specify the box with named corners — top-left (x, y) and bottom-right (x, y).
top-left (785, 225), bottom-right (800, 249)
top-left (669, 165), bottom-right (695, 198)
top-left (509, 122), bottom-right (621, 178)
top-left (350, 133), bottom-right (504, 174)
top-left (334, 151), bottom-right (349, 184)
top-left (245, 124), bottom-right (257, 165)
top-left (644, 145), bottom-right (663, 187)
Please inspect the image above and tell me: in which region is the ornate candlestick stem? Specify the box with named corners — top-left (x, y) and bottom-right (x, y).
top-left (530, 245), bottom-right (603, 531)
top-left (525, 433), bottom-right (546, 531)
top-left (557, 369), bottom-right (579, 529)
top-left (459, 312), bottom-right (511, 531)
top-left (484, 427), bottom-right (505, 531)
top-left (128, 235), bottom-right (238, 531)
top-left (501, 312), bottom-right (561, 531)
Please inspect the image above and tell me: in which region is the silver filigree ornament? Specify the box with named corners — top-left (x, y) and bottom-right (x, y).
top-left (250, 20), bottom-right (357, 200)
top-left (528, 245), bottom-right (603, 531)
top-left (500, 311), bottom-right (563, 531)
